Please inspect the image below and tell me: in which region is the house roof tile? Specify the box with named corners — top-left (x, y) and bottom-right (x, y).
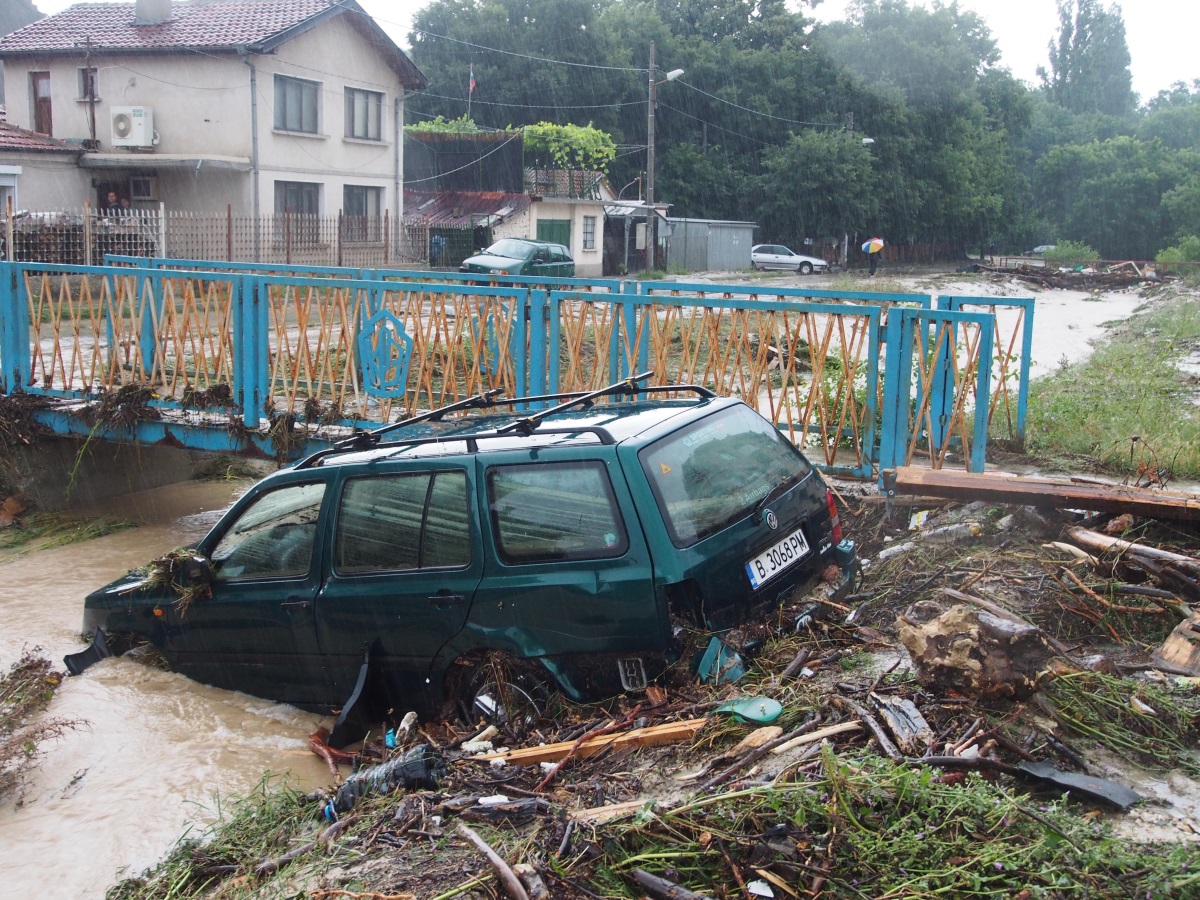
top-left (0, 122), bottom-right (77, 153)
top-left (0, 1), bottom-right (334, 53)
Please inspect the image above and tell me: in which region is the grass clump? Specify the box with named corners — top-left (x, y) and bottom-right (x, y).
top-left (577, 745), bottom-right (1192, 898)
top-left (106, 776), bottom-right (315, 900)
top-left (0, 649), bottom-right (76, 803)
top-left (0, 511), bottom-right (130, 563)
top-left (1025, 294), bottom-right (1200, 478)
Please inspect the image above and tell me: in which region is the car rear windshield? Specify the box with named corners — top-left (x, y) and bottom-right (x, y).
top-left (640, 406), bottom-right (813, 548)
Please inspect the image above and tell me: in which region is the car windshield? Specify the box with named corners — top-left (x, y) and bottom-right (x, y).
top-left (483, 239), bottom-right (533, 260)
top-left (639, 406), bottom-right (812, 547)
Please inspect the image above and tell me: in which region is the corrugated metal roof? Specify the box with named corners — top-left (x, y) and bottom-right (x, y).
top-left (0, 122), bottom-right (76, 153)
top-left (0, 1), bottom-right (428, 87)
top-left (404, 191), bottom-right (530, 229)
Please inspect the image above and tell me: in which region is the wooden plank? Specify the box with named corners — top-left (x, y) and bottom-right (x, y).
top-left (476, 717), bottom-right (708, 767)
top-left (885, 467), bottom-right (1200, 522)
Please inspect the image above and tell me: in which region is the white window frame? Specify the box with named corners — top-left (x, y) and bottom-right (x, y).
top-left (582, 215), bottom-right (597, 251)
top-left (344, 87), bottom-right (383, 141)
top-left (274, 75), bottom-right (321, 135)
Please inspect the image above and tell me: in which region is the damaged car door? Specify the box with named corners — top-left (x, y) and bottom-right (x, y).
top-left (167, 478), bottom-right (334, 707)
top-left (313, 465), bottom-right (483, 709)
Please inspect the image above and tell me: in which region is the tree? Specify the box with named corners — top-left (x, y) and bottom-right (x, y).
top-left (758, 131), bottom-right (877, 246)
top-left (1041, 0), bottom-right (1135, 118)
top-left (1035, 136), bottom-right (1194, 259)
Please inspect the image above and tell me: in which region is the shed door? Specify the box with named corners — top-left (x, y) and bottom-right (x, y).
top-left (537, 219), bottom-right (571, 246)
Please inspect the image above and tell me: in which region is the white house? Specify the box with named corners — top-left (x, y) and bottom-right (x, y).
top-left (0, 0), bottom-right (427, 221)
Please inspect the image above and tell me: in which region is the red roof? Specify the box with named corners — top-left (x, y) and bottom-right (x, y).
top-left (404, 191), bottom-right (531, 229)
top-left (0, 122), bottom-right (76, 153)
top-left (0, 1), bottom-right (427, 87)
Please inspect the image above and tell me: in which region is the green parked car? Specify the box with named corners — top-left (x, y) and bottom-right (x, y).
top-left (71, 377), bottom-right (854, 741)
top-left (459, 238), bottom-right (574, 277)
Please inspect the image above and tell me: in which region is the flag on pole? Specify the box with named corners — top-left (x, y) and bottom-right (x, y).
top-left (469, 63), bottom-right (475, 95)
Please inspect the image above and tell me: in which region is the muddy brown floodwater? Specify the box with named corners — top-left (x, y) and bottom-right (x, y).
top-left (0, 480), bottom-right (331, 900)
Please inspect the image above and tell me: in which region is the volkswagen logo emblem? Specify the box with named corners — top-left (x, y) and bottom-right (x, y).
top-left (763, 509), bottom-right (779, 530)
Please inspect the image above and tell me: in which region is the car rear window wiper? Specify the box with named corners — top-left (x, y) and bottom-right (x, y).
top-left (752, 472), bottom-right (800, 524)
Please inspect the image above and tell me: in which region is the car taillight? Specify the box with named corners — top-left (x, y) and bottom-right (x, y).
top-left (826, 488), bottom-right (843, 544)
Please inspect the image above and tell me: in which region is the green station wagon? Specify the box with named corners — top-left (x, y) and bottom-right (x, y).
top-left (459, 238), bottom-right (574, 277)
top-left (73, 378), bottom-right (853, 739)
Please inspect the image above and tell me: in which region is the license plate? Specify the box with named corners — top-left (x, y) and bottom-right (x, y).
top-left (745, 526), bottom-right (810, 590)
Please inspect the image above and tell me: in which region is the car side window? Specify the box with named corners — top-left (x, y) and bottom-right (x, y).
top-left (211, 482), bottom-right (326, 581)
top-left (334, 471), bottom-right (470, 574)
top-left (487, 461), bottom-right (628, 564)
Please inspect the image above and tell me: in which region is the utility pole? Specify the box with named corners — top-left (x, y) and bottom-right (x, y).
top-left (646, 41), bottom-right (657, 272)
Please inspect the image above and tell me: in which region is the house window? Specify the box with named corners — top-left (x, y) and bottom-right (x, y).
top-left (78, 67), bottom-right (99, 100)
top-left (344, 87), bottom-right (382, 141)
top-left (343, 185), bottom-right (383, 242)
top-left (275, 181), bottom-right (320, 215)
top-left (30, 72), bottom-right (52, 136)
top-left (274, 181), bottom-right (321, 246)
top-left (274, 75), bottom-right (319, 134)
top-left (582, 215), bottom-right (596, 251)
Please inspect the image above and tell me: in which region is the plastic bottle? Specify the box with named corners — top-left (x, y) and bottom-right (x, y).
top-left (323, 743), bottom-right (445, 820)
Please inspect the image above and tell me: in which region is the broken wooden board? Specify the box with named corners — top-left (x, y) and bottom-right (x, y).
top-left (476, 718), bottom-right (708, 766)
top-left (870, 693), bottom-right (934, 756)
top-left (1153, 612), bottom-right (1200, 676)
top-left (884, 467), bottom-right (1200, 522)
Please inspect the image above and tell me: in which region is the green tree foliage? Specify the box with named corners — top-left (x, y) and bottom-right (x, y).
top-left (1042, 0), bottom-right (1135, 118)
top-left (522, 122), bottom-right (617, 172)
top-left (759, 131), bottom-right (877, 247)
top-left (1035, 137), bottom-right (1197, 259)
top-left (1157, 235), bottom-right (1200, 264)
top-left (404, 115), bottom-right (488, 134)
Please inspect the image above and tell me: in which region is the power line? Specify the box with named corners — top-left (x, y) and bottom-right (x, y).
top-left (419, 91), bottom-right (644, 111)
top-left (675, 79), bottom-right (836, 129)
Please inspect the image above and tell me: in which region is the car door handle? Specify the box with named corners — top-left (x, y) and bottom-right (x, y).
top-left (428, 593), bottom-right (465, 607)
top-left (281, 598), bottom-right (311, 611)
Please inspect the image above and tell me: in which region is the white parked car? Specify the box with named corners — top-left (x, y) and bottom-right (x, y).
top-left (751, 244), bottom-right (829, 274)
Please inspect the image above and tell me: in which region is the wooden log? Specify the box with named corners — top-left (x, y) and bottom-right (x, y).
top-left (1064, 526), bottom-right (1199, 563)
top-left (884, 468), bottom-right (1200, 522)
top-left (832, 697), bottom-right (901, 761)
top-left (457, 823), bottom-right (530, 900)
top-left (475, 718), bottom-right (707, 766)
top-left (631, 868), bottom-right (714, 900)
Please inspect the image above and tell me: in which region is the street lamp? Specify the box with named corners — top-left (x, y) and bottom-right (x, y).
top-left (646, 41), bottom-right (683, 271)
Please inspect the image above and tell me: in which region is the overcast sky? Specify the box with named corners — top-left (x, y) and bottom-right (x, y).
top-left (29, 0), bottom-right (1200, 102)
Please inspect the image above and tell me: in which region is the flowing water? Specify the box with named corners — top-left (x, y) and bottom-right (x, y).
top-left (0, 480), bottom-right (331, 900)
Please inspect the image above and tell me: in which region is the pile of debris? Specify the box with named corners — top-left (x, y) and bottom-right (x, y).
top-left (108, 469), bottom-right (1200, 900)
top-left (976, 261), bottom-right (1165, 290)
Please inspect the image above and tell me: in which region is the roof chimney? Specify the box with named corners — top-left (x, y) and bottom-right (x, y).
top-left (133, 0), bottom-right (172, 25)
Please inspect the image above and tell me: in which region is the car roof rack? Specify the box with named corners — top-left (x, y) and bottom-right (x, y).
top-left (292, 375), bottom-right (716, 468)
top-left (293, 388), bottom-right (506, 469)
top-left (498, 372), bottom-right (715, 437)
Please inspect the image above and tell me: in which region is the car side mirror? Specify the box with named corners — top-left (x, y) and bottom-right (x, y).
top-left (180, 553), bottom-right (214, 588)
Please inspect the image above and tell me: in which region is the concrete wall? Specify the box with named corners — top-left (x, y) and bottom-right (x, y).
top-left (0, 153), bottom-right (91, 208)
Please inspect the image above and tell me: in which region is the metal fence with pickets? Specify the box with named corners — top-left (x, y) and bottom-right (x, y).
top-left (3, 204), bottom-right (431, 268)
top-left (0, 259), bottom-right (1032, 479)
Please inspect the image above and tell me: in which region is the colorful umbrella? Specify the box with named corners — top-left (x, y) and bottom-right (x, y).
top-left (862, 237), bottom-right (885, 254)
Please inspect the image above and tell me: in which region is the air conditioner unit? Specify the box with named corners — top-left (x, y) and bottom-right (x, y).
top-left (129, 175), bottom-right (157, 200)
top-left (111, 106), bottom-right (154, 148)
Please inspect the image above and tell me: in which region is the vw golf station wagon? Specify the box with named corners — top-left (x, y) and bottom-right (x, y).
top-left (73, 377), bottom-right (854, 739)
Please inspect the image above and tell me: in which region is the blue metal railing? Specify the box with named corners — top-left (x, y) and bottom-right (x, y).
top-left (2, 260), bottom-right (1033, 476)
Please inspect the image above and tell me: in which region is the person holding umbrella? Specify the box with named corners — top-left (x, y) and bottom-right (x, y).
top-left (862, 237), bottom-right (885, 276)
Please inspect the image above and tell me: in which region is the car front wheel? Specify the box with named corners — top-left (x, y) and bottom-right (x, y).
top-left (799, 262), bottom-right (813, 275)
